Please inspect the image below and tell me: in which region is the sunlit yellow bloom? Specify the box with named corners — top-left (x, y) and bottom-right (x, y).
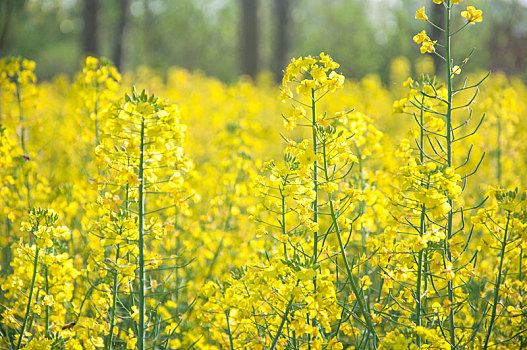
top-left (420, 39), bottom-right (436, 54)
top-left (413, 30), bottom-right (429, 45)
top-left (415, 7), bottom-right (428, 22)
top-left (461, 6), bottom-right (483, 23)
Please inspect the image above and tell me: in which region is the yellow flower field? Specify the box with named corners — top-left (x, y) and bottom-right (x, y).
top-left (1, 1), bottom-right (526, 349)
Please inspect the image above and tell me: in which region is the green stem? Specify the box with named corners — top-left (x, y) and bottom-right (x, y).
top-left (280, 190), bottom-right (288, 258)
top-left (269, 294), bottom-right (295, 350)
top-left (415, 94), bottom-right (427, 349)
top-left (25, 289), bottom-right (38, 344)
top-left (445, 4), bottom-right (456, 348)
top-left (496, 114), bottom-right (502, 185)
top-left (322, 141), bottom-right (379, 344)
top-left (356, 148), bottom-right (370, 309)
top-left (225, 310), bottom-right (235, 350)
top-left (137, 116), bottom-right (146, 350)
top-left (107, 245), bottom-right (120, 350)
top-left (415, 209), bottom-right (426, 348)
top-left (15, 79), bottom-right (32, 212)
top-left (280, 175), bottom-right (290, 259)
top-left (16, 246), bottom-right (39, 350)
top-left (331, 199), bottom-right (378, 343)
top-left (520, 248), bottom-right (525, 348)
top-left (419, 94), bottom-right (425, 166)
top-left (94, 95), bottom-right (100, 146)
top-left (311, 89), bottom-right (318, 266)
top-left (310, 88), bottom-right (319, 333)
top-left (175, 235), bottom-right (180, 309)
top-left (3, 219), bottom-right (11, 275)
top-left (45, 266), bottom-right (50, 338)
top-left (483, 212), bottom-right (511, 350)
top-left (14, 80), bottom-right (27, 155)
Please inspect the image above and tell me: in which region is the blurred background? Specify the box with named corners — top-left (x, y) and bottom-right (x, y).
top-left (1, 0), bottom-right (526, 83)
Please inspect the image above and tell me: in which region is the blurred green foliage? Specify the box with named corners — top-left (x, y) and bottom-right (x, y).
top-left (1, 0), bottom-right (526, 82)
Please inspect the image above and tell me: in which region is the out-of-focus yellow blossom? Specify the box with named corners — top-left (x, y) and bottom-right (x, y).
top-left (403, 77), bottom-right (414, 87)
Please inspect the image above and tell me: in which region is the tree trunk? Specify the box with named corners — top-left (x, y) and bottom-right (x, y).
top-left (142, 0), bottom-right (157, 67)
top-left (82, 0), bottom-right (99, 56)
top-left (272, 0), bottom-right (291, 82)
top-left (113, 0), bottom-right (130, 71)
top-left (239, 0), bottom-right (259, 78)
top-left (0, 0), bottom-right (14, 54)
top-left (488, 1), bottom-right (527, 75)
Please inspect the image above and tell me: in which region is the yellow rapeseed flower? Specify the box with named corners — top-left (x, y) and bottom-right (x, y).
top-left (461, 6), bottom-right (483, 23)
top-left (413, 30), bottom-right (429, 44)
top-left (413, 31), bottom-right (436, 54)
top-left (415, 7), bottom-right (428, 22)
top-left (420, 40), bottom-right (436, 54)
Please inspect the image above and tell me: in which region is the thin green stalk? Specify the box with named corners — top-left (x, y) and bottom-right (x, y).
top-left (25, 289), bottom-right (39, 345)
top-left (415, 94), bottom-right (427, 349)
top-left (483, 212), bottom-right (511, 350)
top-left (44, 266), bottom-right (50, 338)
top-left (311, 89), bottom-right (318, 265)
top-left (94, 95), bottom-right (100, 146)
top-left (279, 174), bottom-right (290, 258)
top-left (174, 188), bottom-right (181, 310)
top-left (321, 141), bottom-right (379, 344)
top-left (269, 294), bottom-right (295, 350)
top-left (15, 79), bottom-right (32, 212)
top-left (175, 235), bottom-right (180, 310)
top-left (107, 245), bottom-right (120, 350)
top-left (419, 94), bottom-right (425, 165)
top-left (520, 248), bottom-right (525, 349)
top-left (310, 88), bottom-right (319, 334)
top-left (280, 190), bottom-right (288, 258)
top-left (14, 80), bottom-right (27, 155)
top-left (16, 246), bottom-right (40, 350)
top-left (444, 4), bottom-right (457, 348)
top-left (225, 310), bottom-right (235, 350)
top-left (415, 212), bottom-right (426, 347)
top-left (3, 219), bottom-right (12, 276)
top-left (496, 114), bottom-right (502, 185)
top-left (137, 116), bottom-right (146, 350)
top-left (331, 198), bottom-right (378, 343)
top-left (356, 149), bottom-right (371, 309)
top-left (520, 249), bottom-right (523, 282)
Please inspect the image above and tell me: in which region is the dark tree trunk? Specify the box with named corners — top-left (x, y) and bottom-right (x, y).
top-left (489, 24), bottom-right (527, 75)
top-left (82, 0), bottom-right (99, 56)
top-left (272, 0), bottom-right (291, 82)
top-left (113, 0), bottom-right (130, 71)
top-left (488, 1), bottom-right (527, 75)
top-left (429, 0), bottom-right (444, 75)
top-left (142, 0), bottom-right (157, 67)
top-left (239, 0), bottom-right (259, 78)
top-left (0, 0), bottom-right (14, 54)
